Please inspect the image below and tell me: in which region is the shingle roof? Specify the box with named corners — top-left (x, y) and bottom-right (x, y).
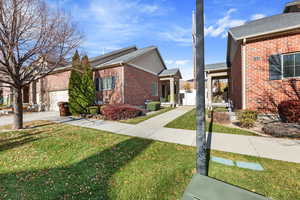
top-left (54, 46), bottom-right (137, 71)
top-left (229, 12), bottom-right (300, 40)
top-left (97, 46), bottom-right (157, 67)
top-left (205, 62), bottom-right (227, 71)
top-left (159, 68), bottom-right (181, 78)
top-left (285, 0), bottom-right (300, 8)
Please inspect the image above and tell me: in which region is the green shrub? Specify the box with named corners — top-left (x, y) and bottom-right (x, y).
top-left (147, 101), bottom-right (161, 111)
top-left (89, 106), bottom-right (99, 115)
top-left (68, 52), bottom-right (96, 115)
top-left (237, 110), bottom-right (258, 128)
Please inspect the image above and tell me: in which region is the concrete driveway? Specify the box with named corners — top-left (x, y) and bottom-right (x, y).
top-left (0, 112), bottom-right (61, 127)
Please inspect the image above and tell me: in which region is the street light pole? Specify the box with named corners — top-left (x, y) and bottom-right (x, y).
top-left (195, 0), bottom-right (207, 176)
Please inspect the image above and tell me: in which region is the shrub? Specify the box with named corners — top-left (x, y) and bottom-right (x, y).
top-left (147, 101), bottom-right (161, 111)
top-left (278, 100), bottom-right (300, 123)
top-left (101, 104), bottom-right (143, 120)
top-left (89, 106), bottom-right (99, 115)
top-left (69, 52), bottom-right (96, 115)
top-left (237, 110), bottom-right (258, 128)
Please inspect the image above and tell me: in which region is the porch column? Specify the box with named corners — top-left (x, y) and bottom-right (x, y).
top-left (29, 81), bottom-right (37, 104)
top-left (207, 75), bottom-right (212, 108)
top-left (176, 79), bottom-right (180, 105)
top-left (36, 79), bottom-right (44, 111)
top-left (9, 88), bottom-right (14, 106)
top-left (170, 78), bottom-right (175, 106)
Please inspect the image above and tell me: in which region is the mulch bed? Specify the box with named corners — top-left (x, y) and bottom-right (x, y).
top-left (262, 122), bottom-right (300, 139)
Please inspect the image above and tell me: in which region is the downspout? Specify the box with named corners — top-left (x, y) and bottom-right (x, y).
top-left (122, 65), bottom-right (125, 104)
top-left (242, 38), bottom-right (247, 109)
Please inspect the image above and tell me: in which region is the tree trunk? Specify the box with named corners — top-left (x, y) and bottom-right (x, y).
top-left (13, 87), bottom-right (23, 129)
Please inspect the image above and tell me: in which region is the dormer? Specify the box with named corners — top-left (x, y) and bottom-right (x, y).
top-left (284, 0), bottom-right (300, 13)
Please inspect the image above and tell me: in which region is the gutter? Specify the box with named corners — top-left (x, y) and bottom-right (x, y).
top-left (230, 25), bottom-right (300, 41)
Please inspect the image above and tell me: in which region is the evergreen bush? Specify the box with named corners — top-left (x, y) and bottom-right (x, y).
top-left (68, 52), bottom-right (96, 115)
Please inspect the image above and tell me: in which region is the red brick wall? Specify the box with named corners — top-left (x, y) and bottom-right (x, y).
top-left (94, 66), bottom-right (124, 104)
top-left (44, 71), bottom-right (70, 92)
top-left (124, 65), bottom-right (161, 106)
top-left (40, 65), bottom-right (162, 106)
top-left (244, 32), bottom-right (300, 111)
top-left (229, 41), bottom-right (243, 109)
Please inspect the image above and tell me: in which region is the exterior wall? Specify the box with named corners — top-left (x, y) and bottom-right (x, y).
top-left (229, 40), bottom-right (243, 109)
top-left (44, 71), bottom-right (70, 92)
top-left (38, 71), bottom-right (70, 109)
top-left (244, 32), bottom-right (300, 111)
top-left (129, 49), bottom-right (165, 75)
top-left (94, 66), bottom-right (124, 104)
top-left (124, 65), bottom-right (161, 105)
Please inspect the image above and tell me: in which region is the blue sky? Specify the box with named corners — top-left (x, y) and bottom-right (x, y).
top-left (48, 0), bottom-right (291, 80)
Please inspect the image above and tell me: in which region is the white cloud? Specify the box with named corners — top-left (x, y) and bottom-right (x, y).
top-left (65, 0), bottom-right (168, 56)
top-left (159, 26), bottom-right (192, 46)
top-left (250, 14), bottom-right (266, 20)
top-left (205, 8), bottom-right (245, 38)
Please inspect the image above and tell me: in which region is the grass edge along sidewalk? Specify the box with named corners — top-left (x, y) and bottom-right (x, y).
top-left (165, 108), bottom-right (257, 136)
top-left (0, 121), bottom-right (299, 199)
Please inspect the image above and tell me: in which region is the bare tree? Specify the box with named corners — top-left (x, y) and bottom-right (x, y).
top-left (0, 0), bottom-right (82, 129)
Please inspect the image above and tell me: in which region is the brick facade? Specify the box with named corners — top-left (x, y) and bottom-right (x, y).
top-left (2, 65), bottom-right (169, 109)
top-left (124, 65), bottom-right (161, 105)
top-left (229, 43), bottom-right (243, 109)
top-left (94, 66), bottom-right (124, 104)
top-left (230, 32), bottom-right (300, 111)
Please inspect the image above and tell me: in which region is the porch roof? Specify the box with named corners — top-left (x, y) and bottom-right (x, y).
top-left (159, 68), bottom-right (182, 79)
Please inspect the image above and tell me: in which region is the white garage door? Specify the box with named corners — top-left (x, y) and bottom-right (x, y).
top-left (49, 90), bottom-right (69, 111)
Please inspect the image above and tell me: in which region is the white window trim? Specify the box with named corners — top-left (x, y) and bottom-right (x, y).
top-left (151, 82), bottom-right (158, 96)
top-left (281, 52), bottom-right (300, 79)
top-left (98, 76), bottom-right (116, 91)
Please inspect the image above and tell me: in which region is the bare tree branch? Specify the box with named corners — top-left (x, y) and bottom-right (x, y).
top-left (0, 0), bottom-right (83, 129)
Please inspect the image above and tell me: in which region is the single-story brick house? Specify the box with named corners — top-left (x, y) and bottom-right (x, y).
top-left (227, 0), bottom-right (300, 111)
top-left (2, 46), bottom-right (182, 111)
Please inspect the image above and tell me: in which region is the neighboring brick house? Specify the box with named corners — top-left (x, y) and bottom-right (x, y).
top-left (2, 46), bottom-right (182, 111)
top-left (227, 0), bottom-right (300, 111)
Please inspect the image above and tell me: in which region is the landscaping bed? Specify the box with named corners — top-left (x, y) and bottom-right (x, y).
top-left (0, 121), bottom-right (299, 199)
top-left (262, 122), bottom-right (300, 139)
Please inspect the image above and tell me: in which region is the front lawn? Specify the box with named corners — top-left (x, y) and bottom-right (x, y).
top-left (121, 107), bottom-right (174, 124)
top-left (0, 122), bottom-right (299, 199)
top-left (165, 109), bottom-right (257, 136)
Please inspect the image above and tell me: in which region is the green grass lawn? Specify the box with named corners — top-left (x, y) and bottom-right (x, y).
top-left (165, 109), bottom-right (257, 136)
top-left (0, 121), bottom-right (299, 199)
top-left (121, 107), bottom-right (174, 124)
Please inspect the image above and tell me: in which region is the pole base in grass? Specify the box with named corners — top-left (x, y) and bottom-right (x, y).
top-left (182, 174), bottom-right (270, 200)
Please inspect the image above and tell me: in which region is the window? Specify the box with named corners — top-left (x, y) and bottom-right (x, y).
top-left (282, 52), bottom-right (300, 78)
top-left (151, 82), bottom-right (158, 96)
top-left (95, 76), bottom-right (116, 91)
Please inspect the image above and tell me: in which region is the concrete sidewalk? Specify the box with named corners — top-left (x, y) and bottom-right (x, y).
top-left (2, 107), bottom-right (300, 164)
top-left (54, 107), bottom-right (300, 164)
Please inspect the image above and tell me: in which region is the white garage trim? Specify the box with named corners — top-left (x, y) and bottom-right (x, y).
top-left (49, 90), bottom-right (69, 111)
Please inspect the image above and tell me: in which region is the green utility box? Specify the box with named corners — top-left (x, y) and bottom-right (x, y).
top-left (182, 174), bottom-right (270, 200)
